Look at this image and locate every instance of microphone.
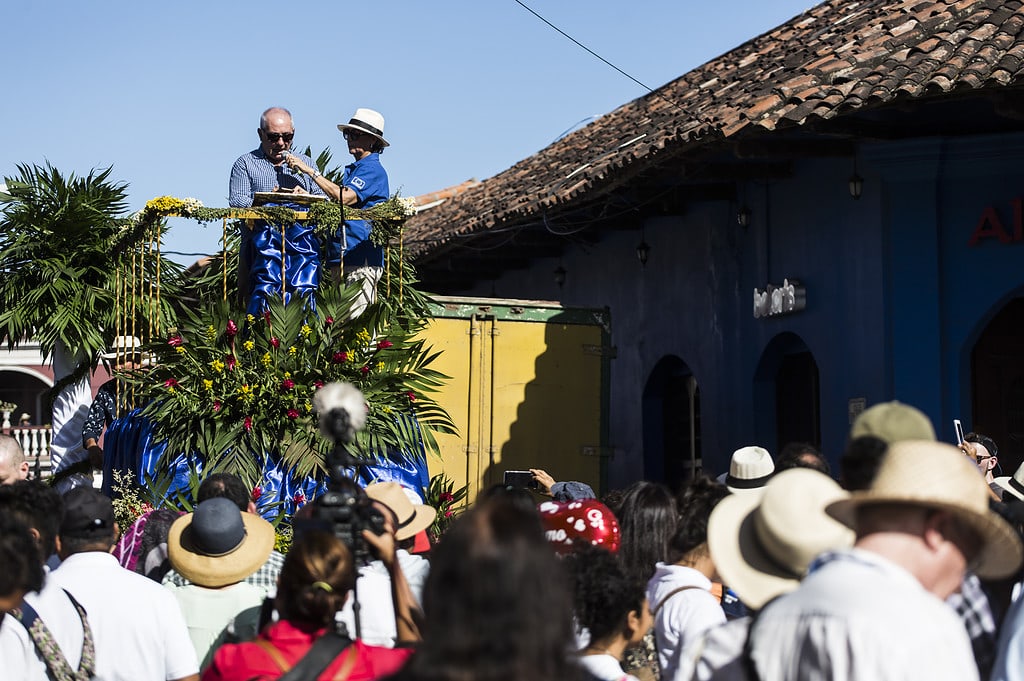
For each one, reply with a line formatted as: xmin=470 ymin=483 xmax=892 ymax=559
xmin=313 ymin=382 xmax=367 ymax=445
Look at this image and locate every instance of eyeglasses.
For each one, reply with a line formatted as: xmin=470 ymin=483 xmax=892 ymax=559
xmin=262 ymin=131 xmax=294 ymax=143
xmin=343 ymin=131 xmax=369 ymax=141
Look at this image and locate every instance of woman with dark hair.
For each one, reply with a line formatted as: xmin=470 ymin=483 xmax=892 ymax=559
xmin=564 ymin=544 xmax=652 ymax=681
xmin=202 ymin=525 xmax=419 ymax=681
xmin=0 ymin=515 xmax=44 ymax=615
xmin=609 ymin=480 xmax=677 ymax=681
xmin=388 ymin=494 xmax=580 ymax=681
xmin=646 ymin=476 xmax=729 ymax=681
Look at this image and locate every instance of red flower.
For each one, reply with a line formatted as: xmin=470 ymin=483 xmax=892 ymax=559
xmin=287 ymin=409 xmax=300 ymax=420
xmin=293 ymin=491 xmax=306 ymax=505
xmin=251 ymin=486 xmax=262 ymax=501
xmin=213 ymin=400 xmax=222 ymax=412
xmin=243 ymin=416 xmax=253 ymax=431
xmin=263 ymin=311 xmax=271 ymax=324
xmin=406 ymin=391 xmax=417 ymax=402
xmin=226 ymin=319 xmax=238 ymax=337
xmin=325 ymin=316 xmax=334 ymax=326
xmin=445 ymin=509 xmax=454 ymax=518
xmin=164 ymin=378 xmax=179 ymax=388
xmin=313 ymin=380 xmax=325 ymax=389
xmin=167 ymin=335 xmax=183 ymax=347
xmin=332 ymin=351 xmax=347 ymax=363
xmin=281 ymin=379 xmax=295 ymax=391
xmin=226 ymin=354 xmax=237 ymax=370
xmin=377 ymin=339 xmax=393 ymax=349
xmin=360 ymin=365 xmax=370 ymax=376
xmin=270 ymin=337 xmax=281 ymax=349
xmin=439 ymin=492 xmax=454 ymax=503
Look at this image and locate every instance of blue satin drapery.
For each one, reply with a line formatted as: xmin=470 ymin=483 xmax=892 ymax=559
xmin=245 ymin=203 xmax=320 ymax=316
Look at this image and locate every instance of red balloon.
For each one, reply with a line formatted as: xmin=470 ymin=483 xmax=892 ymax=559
xmin=537 ymin=499 xmax=620 ymax=555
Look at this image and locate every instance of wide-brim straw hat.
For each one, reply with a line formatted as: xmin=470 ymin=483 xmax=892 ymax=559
xmin=995 ymin=461 xmax=1024 ymax=502
xmin=708 ymin=469 xmax=854 ymax=610
xmin=168 ymin=498 xmax=275 ymax=588
xmin=365 ymin=481 xmax=436 ymax=541
xmin=337 ymin=108 xmax=389 ymax=147
xmin=724 ymin=446 xmax=775 ymax=494
xmin=827 ymin=439 xmax=1023 ymax=579
xmin=101 ymin=335 xmax=143 ymax=360
xmin=849 ymin=400 xmax=936 ymax=443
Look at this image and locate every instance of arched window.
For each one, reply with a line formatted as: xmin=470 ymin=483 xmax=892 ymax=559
xmin=642 ymin=356 xmax=700 ymax=491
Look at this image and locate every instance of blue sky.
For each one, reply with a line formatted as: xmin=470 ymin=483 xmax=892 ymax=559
xmin=3 ymin=1 xmax=812 ymax=264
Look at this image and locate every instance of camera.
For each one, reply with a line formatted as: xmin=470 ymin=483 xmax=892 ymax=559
xmin=305 ymin=382 xmax=386 ymax=566
xmin=504 ymin=470 xmax=538 ymax=490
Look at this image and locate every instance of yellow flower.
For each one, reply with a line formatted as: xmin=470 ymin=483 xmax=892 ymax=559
xmin=243 ymin=340 xmax=255 ymax=351
xmin=288 ymin=346 xmax=297 ymax=356
xmin=382 ymin=405 xmax=393 ymax=415
xmin=376 ymin=361 xmax=384 ymax=371
xmin=238 ymin=384 xmax=254 ymax=402
xmin=175 ymin=346 xmax=186 ymax=354
xmin=284 ymin=372 xmax=292 ymax=379
xmin=247 ymin=314 xmax=256 ymax=324
xmin=211 ymin=359 xmax=225 ymax=373
xmin=203 ymin=379 xmax=213 ymax=391
xmin=261 ymin=352 xmax=272 ymax=367
xmin=300 ymin=324 xmax=312 ymax=338
xmin=356 ymin=329 xmax=371 ymax=345
xmin=304 ymin=402 xmax=312 ymax=413
xmin=206 ymin=325 xmax=216 ymax=340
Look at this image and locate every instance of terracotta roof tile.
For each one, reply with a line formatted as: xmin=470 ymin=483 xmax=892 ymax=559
xmin=406 ymin=0 xmax=1024 ymax=260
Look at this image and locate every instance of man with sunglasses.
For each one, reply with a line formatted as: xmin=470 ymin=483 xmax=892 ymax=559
xmin=228 ymin=107 xmax=324 ymax=208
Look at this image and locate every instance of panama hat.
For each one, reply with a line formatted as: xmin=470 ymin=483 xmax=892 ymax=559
xmin=708 ymin=469 xmax=853 ymax=610
xmin=101 ymin=335 xmax=143 ymax=360
xmin=722 ymin=446 xmax=775 ymax=494
xmin=995 ymin=461 xmax=1024 ymax=502
xmin=827 ymin=439 xmax=1023 ymax=579
xmin=168 ymin=498 xmax=275 ymax=588
xmin=365 ymin=481 xmax=436 ymax=541
xmin=849 ymin=401 xmax=935 ymax=443
xmin=337 ymin=108 xmax=389 ymax=147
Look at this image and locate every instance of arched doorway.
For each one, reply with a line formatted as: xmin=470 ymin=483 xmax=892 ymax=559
xmin=642 ymin=356 xmax=700 ymax=492
xmin=0 ymin=367 xmax=52 ymax=426
xmin=971 ymin=297 xmax=1024 ymax=475
xmin=753 ymin=332 xmax=821 ymax=455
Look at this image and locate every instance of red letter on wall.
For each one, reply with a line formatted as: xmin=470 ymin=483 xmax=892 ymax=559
xmin=969 ymin=206 xmax=1012 ymax=246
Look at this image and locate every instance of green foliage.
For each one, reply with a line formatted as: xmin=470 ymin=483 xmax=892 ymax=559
xmin=130 ymin=283 xmax=456 ymax=490
xmin=424 ymin=472 xmax=469 ymax=543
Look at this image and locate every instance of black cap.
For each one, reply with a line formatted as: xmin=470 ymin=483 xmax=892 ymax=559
xmin=60 ymin=487 xmax=115 ymax=539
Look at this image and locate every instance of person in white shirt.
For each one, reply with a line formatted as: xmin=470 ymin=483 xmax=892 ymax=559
xmin=737 ymin=440 xmax=1022 ymax=681
xmin=647 ymin=477 xmax=729 ymax=681
xmin=49 ymin=487 xmax=200 ymax=681
xmin=0 ymin=481 xmax=88 ymax=681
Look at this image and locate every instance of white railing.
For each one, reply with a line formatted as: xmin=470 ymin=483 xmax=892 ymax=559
xmin=7 ymin=426 xmax=53 ymax=478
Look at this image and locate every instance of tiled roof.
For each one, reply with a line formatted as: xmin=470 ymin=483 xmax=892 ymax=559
xmin=405 ymin=0 xmax=1024 ymax=261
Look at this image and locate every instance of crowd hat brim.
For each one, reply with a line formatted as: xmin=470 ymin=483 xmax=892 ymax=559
xmin=337 ymin=108 xmax=389 ymax=147
xmin=708 ymin=469 xmax=853 ymax=610
xmin=365 ymin=481 xmax=436 ymax=541
xmin=826 ymin=439 xmax=1023 ymax=580
xmin=168 ymin=499 xmax=275 ymax=588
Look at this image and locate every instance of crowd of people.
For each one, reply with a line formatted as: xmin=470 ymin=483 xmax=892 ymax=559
xmin=5 ymin=399 xmax=1024 ymax=681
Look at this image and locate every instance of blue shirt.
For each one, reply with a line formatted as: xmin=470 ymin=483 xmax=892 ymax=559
xmin=336 ymin=153 xmax=389 ymax=267
xmin=228 ymin=148 xmax=324 ymax=208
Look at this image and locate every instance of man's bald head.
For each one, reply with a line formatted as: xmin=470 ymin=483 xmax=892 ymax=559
xmin=0 ymin=435 xmax=29 ymax=485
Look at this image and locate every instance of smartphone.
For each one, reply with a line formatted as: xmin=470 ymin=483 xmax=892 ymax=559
xmin=954 ymin=419 xmax=964 ymax=445
xmin=504 ymin=470 xmax=538 ymax=489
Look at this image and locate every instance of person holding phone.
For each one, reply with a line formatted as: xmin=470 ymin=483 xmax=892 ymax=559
xmin=961 ymin=432 xmax=1002 ymax=499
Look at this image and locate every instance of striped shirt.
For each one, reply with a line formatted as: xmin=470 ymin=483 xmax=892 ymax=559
xmin=228 ymin=149 xmax=324 ymax=207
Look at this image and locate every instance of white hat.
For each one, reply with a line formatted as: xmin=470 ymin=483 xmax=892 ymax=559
xmin=827 ymin=439 xmax=1023 ymax=579
xmin=994 ymin=461 xmax=1024 ymax=502
xmin=337 ymin=108 xmax=389 ymax=147
xmin=708 ymin=469 xmax=853 ymax=610
xmin=724 ymin=446 xmax=775 ymax=494
xmin=101 ymin=336 xmax=143 ymax=360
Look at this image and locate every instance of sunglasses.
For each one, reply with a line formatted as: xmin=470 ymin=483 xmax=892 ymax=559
xmin=343 ymin=131 xmax=370 ymax=141
xmin=262 ymin=131 xmax=294 ymax=143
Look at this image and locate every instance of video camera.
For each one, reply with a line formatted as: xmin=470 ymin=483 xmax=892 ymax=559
xmin=304 ymin=382 xmax=386 ymax=566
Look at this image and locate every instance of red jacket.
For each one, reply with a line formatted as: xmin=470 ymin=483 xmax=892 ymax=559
xmin=202 ymin=620 xmax=412 ymax=681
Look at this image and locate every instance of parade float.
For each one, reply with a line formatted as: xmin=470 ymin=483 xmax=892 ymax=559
xmin=0 ymin=161 xmax=457 ymax=522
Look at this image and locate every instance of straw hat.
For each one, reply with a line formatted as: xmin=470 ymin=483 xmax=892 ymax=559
xmin=723 ymin=446 xmax=775 ymax=494
xmin=337 ymin=108 xmax=389 ymax=147
xmin=168 ymin=498 xmax=275 ymax=588
xmin=827 ymin=439 xmax=1023 ymax=579
xmin=995 ymin=461 xmax=1024 ymax=502
xmin=708 ymin=469 xmax=853 ymax=610
xmin=365 ymin=482 xmax=436 ymax=541
xmin=849 ymin=401 xmax=935 ymax=443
